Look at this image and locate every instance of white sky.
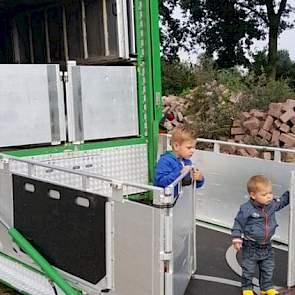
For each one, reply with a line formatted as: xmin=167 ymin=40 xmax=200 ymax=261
xmin=175 ymin=1 xmax=295 ymax=63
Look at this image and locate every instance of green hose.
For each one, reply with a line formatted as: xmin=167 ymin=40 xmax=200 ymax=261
xmin=8 ymin=228 xmax=80 ymax=295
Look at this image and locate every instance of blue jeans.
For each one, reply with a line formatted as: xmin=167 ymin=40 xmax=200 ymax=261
xmin=241 ymin=241 xmax=275 ymax=291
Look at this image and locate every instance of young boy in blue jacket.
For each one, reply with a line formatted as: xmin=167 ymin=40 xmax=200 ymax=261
xmin=232 ymin=175 xmax=289 ymax=295
xmin=154 ymin=125 xmax=204 ymax=192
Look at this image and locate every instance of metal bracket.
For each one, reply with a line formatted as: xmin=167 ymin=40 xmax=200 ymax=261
xmin=163 ymin=186 xmax=174 ymax=204
xmin=111 ymin=181 xmax=124 ymax=202
xmin=160 ymin=251 xmax=172 ymax=261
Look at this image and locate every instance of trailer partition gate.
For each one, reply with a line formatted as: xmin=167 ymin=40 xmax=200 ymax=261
xmin=159 ymin=134 xmax=295 ymax=288
xmin=0 ymin=154 xmax=196 ymax=295
xmin=192 ymin=138 xmax=295 ymax=288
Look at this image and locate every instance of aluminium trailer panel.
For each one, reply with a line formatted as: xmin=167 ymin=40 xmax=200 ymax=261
xmin=0 ymin=64 xmax=66 ymax=148
xmin=193 ymin=150 xmax=292 ymax=244
xmin=66 ymin=65 xmax=139 ymax=143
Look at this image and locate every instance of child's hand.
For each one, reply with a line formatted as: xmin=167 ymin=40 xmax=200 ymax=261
xmin=232 ymin=241 xmax=242 ymax=251
xmin=181 ymin=165 xmax=192 ymax=175
xmin=193 ymin=169 xmax=203 ymax=181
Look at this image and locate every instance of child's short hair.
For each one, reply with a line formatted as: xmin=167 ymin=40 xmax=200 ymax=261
xmin=247 ymin=175 xmax=271 ymax=194
xmin=171 ymin=125 xmax=197 ymax=144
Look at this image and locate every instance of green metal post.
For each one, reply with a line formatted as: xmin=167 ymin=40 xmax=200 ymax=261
xmin=143 ymin=0 xmax=162 ymax=181
xmin=134 ymin=0 xmax=147 ymax=140
xmin=150 ymin=0 xmax=163 ymax=164
xmin=143 ymin=0 xmax=156 ymax=181
xmin=8 ymin=228 xmax=81 ymax=295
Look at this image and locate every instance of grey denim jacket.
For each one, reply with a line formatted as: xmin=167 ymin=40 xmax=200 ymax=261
xmin=231 ymin=191 xmax=289 ymax=244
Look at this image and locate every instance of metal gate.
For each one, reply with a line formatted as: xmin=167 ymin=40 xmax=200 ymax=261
xmin=0 ymin=153 xmax=196 ymax=295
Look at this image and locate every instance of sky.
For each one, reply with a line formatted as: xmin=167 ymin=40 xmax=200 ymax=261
xmin=175 ymin=1 xmax=295 ymax=63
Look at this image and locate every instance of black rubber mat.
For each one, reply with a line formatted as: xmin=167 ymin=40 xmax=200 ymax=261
xmin=185 ymin=279 xmax=241 ymax=295
xmin=13 ymin=175 xmax=106 ymax=284
xmin=185 ymin=225 xmax=288 ymax=295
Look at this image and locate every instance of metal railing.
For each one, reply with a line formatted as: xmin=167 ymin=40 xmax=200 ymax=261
xmin=159 ymin=134 xmax=295 ymax=162
xmin=0 ymin=153 xmax=166 ymax=205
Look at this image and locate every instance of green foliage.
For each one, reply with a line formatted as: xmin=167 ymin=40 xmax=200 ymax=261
xmin=184 ymin=64 xmax=239 ymax=138
xmin=215 ymin=68 xmax=249 ymax=93
xmin=239 ymin=73 xmax=295 ymax=111
xmin=251 ymin=49 xmax=295 ymax=80
xmin=185 ymin=89 xmax=238 ymax=139
xmin=161 ymin=59 xmax=197 ymax=95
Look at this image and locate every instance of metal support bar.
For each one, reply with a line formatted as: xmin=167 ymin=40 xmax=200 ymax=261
xmin=105 ymin=201 xmax=114 ymax=290
xmin=274 ymin=150 xmax=281 ymax=162
xmin=288 ymin=171 xmax=295 ymax=287
xmin=81 ymin=0 xmax=88 ymax=59
xmin=9 ymin=228 xmax=80 ymax=295
xmin=213 ymin=143 xmax=220 ymax=153
xmin=164 ymin=213 xmax=172 ymax=253
xmin=81 ymin=175 xmax=90 ymax=190
xmin=0 ymin=153 xmax=164 ymax=203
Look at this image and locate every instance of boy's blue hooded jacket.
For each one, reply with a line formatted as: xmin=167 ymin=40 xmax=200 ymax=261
xmin=154 ymin=151 xmax=204 ymax=189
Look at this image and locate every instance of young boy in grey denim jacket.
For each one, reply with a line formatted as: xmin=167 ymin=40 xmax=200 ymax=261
xmin=231 ymin=175 xmax=289 ymax=295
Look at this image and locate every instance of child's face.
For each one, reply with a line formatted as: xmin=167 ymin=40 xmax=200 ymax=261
xmin=250 ymin=183 xmax=273 ymax=205
xmin=173 ymin=139 xmax=196 ymax=159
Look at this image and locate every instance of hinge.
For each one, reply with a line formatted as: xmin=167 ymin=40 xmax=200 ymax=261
xmin=160 ymin=251 xmax=172 ymax=261
xmin=62 ymin=71 xmax=68 ymax=83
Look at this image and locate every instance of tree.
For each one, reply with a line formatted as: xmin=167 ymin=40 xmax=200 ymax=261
xmin=160 ymin=0 xmax=294 ymax=77
xmin=259 ymin=0 xmax=293 ymax=78
xmin=251 ymin=49 xmax=295 ymax=88
xmin=161 ymin=58 xmax=198 ymax=95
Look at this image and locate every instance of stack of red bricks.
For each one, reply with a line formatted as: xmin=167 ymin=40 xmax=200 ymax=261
xmin=161 ymin=96 xmax=187 ymax=131
xmin=226 ymin=99 xmax=295 ymax=160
